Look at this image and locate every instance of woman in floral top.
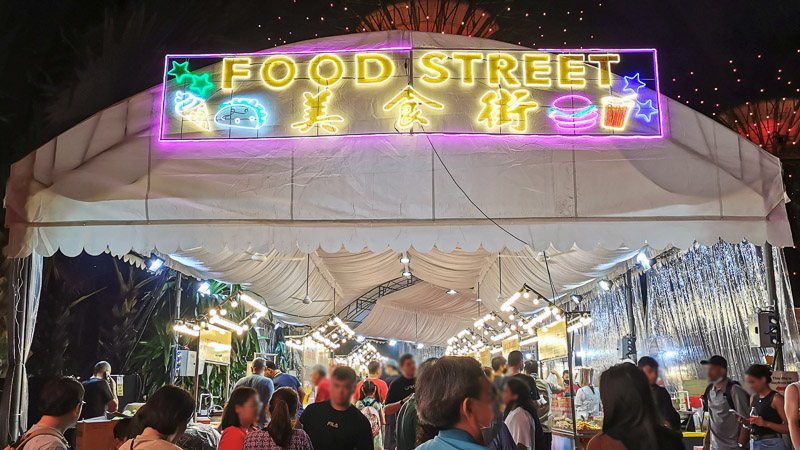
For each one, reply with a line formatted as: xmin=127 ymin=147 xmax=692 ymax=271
xmin=243 ymin=387 xmax=312 ymax=450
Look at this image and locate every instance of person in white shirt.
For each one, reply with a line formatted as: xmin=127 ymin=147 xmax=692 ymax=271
xmin=575 ymin=367 xmax=601 ymax=420
xmin=502 ymin=377 xmax=539 ymax=450
xmin=16 ymin=376 xmax=84 ymax=450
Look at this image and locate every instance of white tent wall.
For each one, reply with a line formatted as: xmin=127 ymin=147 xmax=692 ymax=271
xmin=5 ymin=32 xmax=791 ymax=259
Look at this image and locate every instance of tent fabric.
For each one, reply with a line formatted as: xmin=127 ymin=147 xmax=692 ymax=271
xmin=4 ymin=31 xmax=791 ymax=260
xmin=158 ymin=244 xmax=641 ymax=343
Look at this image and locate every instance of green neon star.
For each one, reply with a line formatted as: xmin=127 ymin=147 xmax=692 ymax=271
xmin=188 ymin=73 xmax=214 ymax=96
xmin=167 ymin=61 xmax=192 ymax=83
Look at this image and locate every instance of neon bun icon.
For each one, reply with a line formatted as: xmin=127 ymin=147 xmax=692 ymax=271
xmin=547 ymin=95 xmax=598 ymax=131
xmin=214 ymin=98 xmax=268 ymax=130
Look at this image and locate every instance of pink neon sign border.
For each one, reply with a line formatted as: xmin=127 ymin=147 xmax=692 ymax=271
xmin=158 ymin=47 xmax=664 ymax=143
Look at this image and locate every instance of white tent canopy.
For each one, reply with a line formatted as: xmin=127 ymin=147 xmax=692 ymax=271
xmin=5 ymin=31 xmax=792 ymax=344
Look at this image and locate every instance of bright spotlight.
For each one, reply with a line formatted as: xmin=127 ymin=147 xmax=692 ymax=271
xmin=147 ymin=257 xmax=164 ymax=272
xmin=416 ymin=342 xmax=424 ymax=349
xmin=447 ymin=289 xmax=457 ymax=295
xmin=402 ymin=271 xmax=412 ymax=278
xmin=197 ymin=281 xmax=212 ymax=296
xmin=400 ymin=255 xmax=410 ymax=264
xmin=356 ymin=335 xmax=366 ymax=343
xmin=637 ymin=251 xmax=653 ymax=269
xmin=571 ymin=294 xmax=582 ymax=304
xmin=389 ymin=339 xmax=397 ymax=346
xmin=598 ymin=279 xmax=612 ymax=291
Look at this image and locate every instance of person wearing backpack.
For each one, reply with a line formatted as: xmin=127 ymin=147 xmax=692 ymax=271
xmin=701 ymin=355 xmax=750 ymax=450
xmin=356 ymin=381 xmax=385 ymax=450
xmin=8 ymin=376 xmax=84 ymax=450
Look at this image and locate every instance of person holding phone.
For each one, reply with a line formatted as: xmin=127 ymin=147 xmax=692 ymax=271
xmin=80 ymin=361 xmax=119 ymax=419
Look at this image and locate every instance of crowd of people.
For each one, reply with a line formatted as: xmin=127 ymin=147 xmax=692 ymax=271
xmin=11 ymin=353 xmax=800 ymax=450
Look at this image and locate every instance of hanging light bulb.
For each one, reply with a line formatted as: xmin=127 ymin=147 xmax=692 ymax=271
xmin=230 ymin=300 xmax=239 ymax=308
xmin=219 ymin=309 xmax=228 ymax=316
xmin=400 ymin=255 xmax=410 ymax=264
xmin=251 ymin=317 xmax=258 ymax=324
xmin=303 ymin=295 xmax=313 ymax=305
xmin=598 ymin=279 xmax=613 ymax=291
xmin=402 ymin=271 xmax=412 ymax=277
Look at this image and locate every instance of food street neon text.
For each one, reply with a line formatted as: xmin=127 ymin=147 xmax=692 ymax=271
xmin=160 ymin=49 xmax=661 ymax=141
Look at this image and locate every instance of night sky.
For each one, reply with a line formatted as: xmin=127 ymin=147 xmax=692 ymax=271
xmin=1 ymin=0 xmax=799 ymax=286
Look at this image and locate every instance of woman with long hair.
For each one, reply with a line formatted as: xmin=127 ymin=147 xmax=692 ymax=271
xmin=415 ymin=356 xmax=495 ymax=450
xmin=218 ymin=386 xmax=261 ymax=450
xmin=243 ymin=387 xmax=312 ymax=450
xmin=356 ymin=380 xmax=386 ymax=450
xmin=587 ymin=363 xmax=682 ymax=450
xmin=502 ymin=377 xmax=538 ymax=450
xmin=121 ymin=385 xmax=195 ymax=450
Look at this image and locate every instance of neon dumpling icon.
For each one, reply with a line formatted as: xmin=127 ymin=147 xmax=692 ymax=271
xmin=214 ymin=98 xmax=268 ymax=130
xmin=174 ymin=91 xmax=211 ymax=131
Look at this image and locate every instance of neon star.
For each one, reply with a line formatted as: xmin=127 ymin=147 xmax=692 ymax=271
xmin=622 ymin=73 xmax=646 ymax=94
xmin=635 ymin=99 xmax=659 ymax=123
xmin=383 ymin=86 xmax=444 ymax=129
xmin=168 ymin=61 xmax=192 ymax=83
xmin=292 ymin=90 xmax=344 ymax=134
xmin=188 ymin=73 xmax=214 ymax=96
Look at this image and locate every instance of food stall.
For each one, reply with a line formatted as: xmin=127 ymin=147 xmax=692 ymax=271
xmin=3 ymin=30 xmax=797 ymax=446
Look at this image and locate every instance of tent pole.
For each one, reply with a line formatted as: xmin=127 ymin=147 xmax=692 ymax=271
xmin=763 ymin=243 xmax=784 ymax=371
xmin=624 ymin=270 xmax=637 ymax=361
xmin=0 ymin=254 xmax=43 ymax=446
xmin=169 ymin=272 xmax=183 ymax=385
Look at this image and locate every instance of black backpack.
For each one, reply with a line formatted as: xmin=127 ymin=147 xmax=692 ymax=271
xmin=702 ymin=379 xmax=741 ymax=412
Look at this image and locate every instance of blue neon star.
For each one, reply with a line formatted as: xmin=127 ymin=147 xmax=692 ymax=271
xmin=635 ymin=99 xmax=659 ymax=123
xmin=188 ymin=73 xmax=214 ymax=96
xmin=167 ymin=61 xmax=192 ymax=83
xmin=623 ymin=73 xmax=647 ymax=94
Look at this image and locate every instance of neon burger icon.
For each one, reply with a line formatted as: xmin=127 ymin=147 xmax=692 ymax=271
xmin=547 ymin=95 xmax=598 ymax=131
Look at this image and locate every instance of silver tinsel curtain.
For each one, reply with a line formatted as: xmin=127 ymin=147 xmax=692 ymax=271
xmin=578 ymin=241 xmax=800 ymax=391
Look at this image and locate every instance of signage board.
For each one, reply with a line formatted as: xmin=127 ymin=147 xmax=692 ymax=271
xmin=161 ymin=48 xmax=661 ymax=141
xmin=198 ymin=327 xmax=232 ymax=366
xmin=502 ymin=335 xmax=521 ymax=359
xmin=538 ymin=320 xmax=568 ymax=360
xmin=480 ymin=348 xmax=492 ymax=367
xmin=770 ymin=371 xmax=799 ymax=393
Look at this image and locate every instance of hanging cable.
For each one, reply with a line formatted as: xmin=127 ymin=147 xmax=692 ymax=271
xmin=424 ymin=134 xmax=560 ymax=301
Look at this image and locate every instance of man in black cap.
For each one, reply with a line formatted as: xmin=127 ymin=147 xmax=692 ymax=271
xmin=700 ymin=355 xmax=749 ymax=450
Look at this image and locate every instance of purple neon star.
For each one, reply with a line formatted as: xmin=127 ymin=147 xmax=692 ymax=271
xmin=635 ymin=99 xmax=658 ymax=123
xmin=623 ymin=73 xmax=647 ymax=94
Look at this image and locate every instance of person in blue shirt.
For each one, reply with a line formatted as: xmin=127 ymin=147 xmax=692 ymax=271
xmin=415 ymin=356 xmax=496 ymax=450
xmin=265 ymin=360 xmax=307 ymax=413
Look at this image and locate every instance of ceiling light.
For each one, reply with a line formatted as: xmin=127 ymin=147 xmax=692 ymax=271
xmin=240 ymin=293 xmax=269 ymax=313
xmin=571 ymin=294 xmax=582 ymax=304
xmin=303 ymin=295 xmax=313 ymax=305
xmin=476 ymin=297 xmax=482 ymax=302
xmin=534 ymin=296 xmax=542 ymax=305
xmin=402 ymin=271 xmax=412 ymax=277
xmin=389 ymin=339 xmax=397 ymax=346
xmin=417 ymin=342 xmax=424 ymax=349
xmin=356 ymin=335 xmax=365 ymax=342
xmin=400 ymin=255 xmax=410 ymax=264
xmin=219 ymin=309 xmax=228 ymax=316
xmin=230 ymin=300 xmax=238 ymax=308
xmin=147 ymin=257 xmax=164 ymax=272
xmin=598 ymin=279 xmax=612 ymax=291
xmin=447 ymin=289 xmax=457 ymax=295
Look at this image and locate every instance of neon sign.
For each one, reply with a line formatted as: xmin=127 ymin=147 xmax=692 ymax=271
xmin=161 ymin=48 xmax=661 ymax=141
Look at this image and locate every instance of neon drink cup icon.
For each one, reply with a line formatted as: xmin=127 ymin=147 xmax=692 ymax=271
xmin=602 ymin=96 xmax=635 ymax=130
xmin=547 ymin=95 xmax=598 ymax=131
